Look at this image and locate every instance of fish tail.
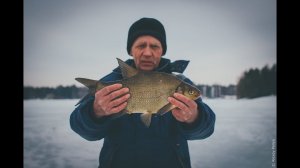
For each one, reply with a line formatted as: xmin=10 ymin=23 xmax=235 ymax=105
xmin=75 ymin=77 xmax=105 ymax=93
xmin=140 ymin=113 xmax=152 ymax=127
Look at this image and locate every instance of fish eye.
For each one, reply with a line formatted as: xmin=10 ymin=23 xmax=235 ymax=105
xmin=188 ymin=90 xmax=194 ymax=95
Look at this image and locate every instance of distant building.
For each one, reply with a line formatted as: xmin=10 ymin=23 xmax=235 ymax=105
xmin=211 ymin=85 xmax=222 ymax=98
xmin=196 ymin=84 xmax=236 ymax=98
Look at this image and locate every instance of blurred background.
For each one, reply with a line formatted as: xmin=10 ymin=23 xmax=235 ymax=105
xmin=24 ymin=0 xmax=276 ymax=167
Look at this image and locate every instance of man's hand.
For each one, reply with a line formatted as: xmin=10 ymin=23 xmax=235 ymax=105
xmin=93 ymin=84 xmax=130 ymax=118
xmin=168 ymin=93 xmax=199 ymax=124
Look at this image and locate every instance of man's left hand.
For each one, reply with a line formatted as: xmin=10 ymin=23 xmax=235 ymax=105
xmin=168 ymin=93 xmax=199 ymax=124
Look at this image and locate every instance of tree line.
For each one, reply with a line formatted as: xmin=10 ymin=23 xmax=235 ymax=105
xmin=236 ymin=64 xmax=276 ymax=99
xmin=24 ymin=85 xmax=88 ymax=99
xmin=24 ymin=64 xmax=276 ymax=100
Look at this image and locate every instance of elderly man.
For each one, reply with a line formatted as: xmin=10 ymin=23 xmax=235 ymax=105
xmin=70 ymin=17 xmax=216 ymax=168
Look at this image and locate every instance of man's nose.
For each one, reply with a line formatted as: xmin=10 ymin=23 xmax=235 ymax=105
xmin=143 ymin=46 xmax=152 ymax=56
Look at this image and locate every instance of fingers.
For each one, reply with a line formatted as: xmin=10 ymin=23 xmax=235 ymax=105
xmin=173 ymin=93 xmax=197 ymax=109
xmin=108 ymin=94 xmax=130 ymax=110
xmin=95 ymin=84 xmax=129 ymax=102
xmin=109 ymin=102 xmax=128 ymax=113
xmin=96 ymin=84 xmax=123 ymax=97
xmin=172 ymin=108 xmax=189 ymax=122
xmin=168 ymin=93 xmax=198 ymax=123
xmin=94 ymin=84 xmax=130 ymax=117
xmin=171 ymin=107 xmax=198 ymax=123
xmin=168 ymin=96 xmax=190 ymax=113
xmin=168 ymin=93 xmax=197 ymax=113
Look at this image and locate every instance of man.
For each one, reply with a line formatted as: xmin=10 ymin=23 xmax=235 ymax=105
xmin=70 ymin=17 xmax=216 ymax=168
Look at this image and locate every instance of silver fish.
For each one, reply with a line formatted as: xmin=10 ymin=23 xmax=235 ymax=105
xmin=76 ymin=58 xmax=201 ymax=127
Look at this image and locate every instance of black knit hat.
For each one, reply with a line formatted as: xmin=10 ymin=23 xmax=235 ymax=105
xmin=127 ymin=17 xmax=167 ymax=56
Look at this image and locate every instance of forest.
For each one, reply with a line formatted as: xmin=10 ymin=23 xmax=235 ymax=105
xmin=236 ymin=64 xmax=276 ymax=99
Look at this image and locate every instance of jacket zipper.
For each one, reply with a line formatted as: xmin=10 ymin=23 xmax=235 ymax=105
xmin=173 ymin=144 xmax=186 ymax=168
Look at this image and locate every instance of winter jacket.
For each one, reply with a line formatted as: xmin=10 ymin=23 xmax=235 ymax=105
xmin=70 ymin=58 xmax=216 ymax=168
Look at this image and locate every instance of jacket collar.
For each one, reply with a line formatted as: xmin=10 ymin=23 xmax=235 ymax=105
xmin=113 ymin=58 xmax=189 ymax=74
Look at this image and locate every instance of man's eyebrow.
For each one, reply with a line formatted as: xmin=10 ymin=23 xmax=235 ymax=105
xmin=135 ymin=41 xmax=161 ymax=47
xmin=135 ymin=41 xmax=147 ymax=45
xmin=150 ymin=43 xmax=160 ymax=46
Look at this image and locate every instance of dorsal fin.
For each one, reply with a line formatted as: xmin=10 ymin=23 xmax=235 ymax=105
xmin=117 ymin=58 xmax=138 ymax=78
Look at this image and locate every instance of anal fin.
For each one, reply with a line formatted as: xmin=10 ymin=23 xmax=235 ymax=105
xmin=140 ymin=113 xmax=152 ymax=127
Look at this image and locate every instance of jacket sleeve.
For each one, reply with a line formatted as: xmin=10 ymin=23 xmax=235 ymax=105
xmin=179 ymin=98 xmax=216 ymax=140
xmin=69 ymin=95 xmax=113 ymax=141
xmin=176 ymin=76 xmax=216 ymax=140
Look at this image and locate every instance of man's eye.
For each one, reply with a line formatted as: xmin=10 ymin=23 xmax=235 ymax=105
xmin=137 ymin=44 xmax=146 ymax=49
xmin=151 ymin=45 xmax=159 ymax=49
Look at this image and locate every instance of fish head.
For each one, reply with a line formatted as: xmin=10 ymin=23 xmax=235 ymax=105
xmin=176 ymin=82 xmax=201 ymax=100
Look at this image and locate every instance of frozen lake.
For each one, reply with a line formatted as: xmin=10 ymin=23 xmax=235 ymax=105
xmin=24 ymin=96 xmax=276 ymax=168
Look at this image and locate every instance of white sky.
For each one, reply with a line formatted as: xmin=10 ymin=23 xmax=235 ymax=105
xmin=24 ymin=0 xmax=276 ymax=87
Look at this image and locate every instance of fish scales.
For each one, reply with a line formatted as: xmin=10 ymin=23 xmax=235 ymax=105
xmin=122 ymin=72 xmax=181 ymax=114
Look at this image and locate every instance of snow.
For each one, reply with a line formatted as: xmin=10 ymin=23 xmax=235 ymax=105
xmin=24 ymin=96 xmax=276 ymax=168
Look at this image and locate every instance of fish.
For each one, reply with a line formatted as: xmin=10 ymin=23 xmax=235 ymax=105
xmin=75 ymin=58 xmax=201 ymax=127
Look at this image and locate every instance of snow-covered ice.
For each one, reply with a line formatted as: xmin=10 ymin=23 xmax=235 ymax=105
xmin=24 ymin=96 xmax=276 ymax=168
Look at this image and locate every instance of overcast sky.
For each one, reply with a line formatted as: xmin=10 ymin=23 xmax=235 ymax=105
xmin=24 ymin=0 xmax=276 ymax=87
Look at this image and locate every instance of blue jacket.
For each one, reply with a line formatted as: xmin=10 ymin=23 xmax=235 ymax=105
xmin=70 ymin=58 xmax=216 ymax=168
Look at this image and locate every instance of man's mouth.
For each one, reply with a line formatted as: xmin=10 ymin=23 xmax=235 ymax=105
xmin=140 ymin=61 xmax=154 ymax=66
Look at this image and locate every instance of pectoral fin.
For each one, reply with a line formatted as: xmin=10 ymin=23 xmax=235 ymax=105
xmin=140 ymin=113 xmax=152 ymax=127
xmin=157 ymin=103 xmax=177 ymax=116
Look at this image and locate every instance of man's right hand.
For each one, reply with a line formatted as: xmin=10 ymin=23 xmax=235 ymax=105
xmin=93 ymin=84 xmax=130 ymax=118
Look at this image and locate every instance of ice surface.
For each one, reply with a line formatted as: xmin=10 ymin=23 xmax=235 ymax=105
xmin=24 ymin=96 xmax=276 ymax=168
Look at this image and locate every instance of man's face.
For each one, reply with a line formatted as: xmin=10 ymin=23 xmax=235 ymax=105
xmin=130 ymin=35 xmax=163 ymax=71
